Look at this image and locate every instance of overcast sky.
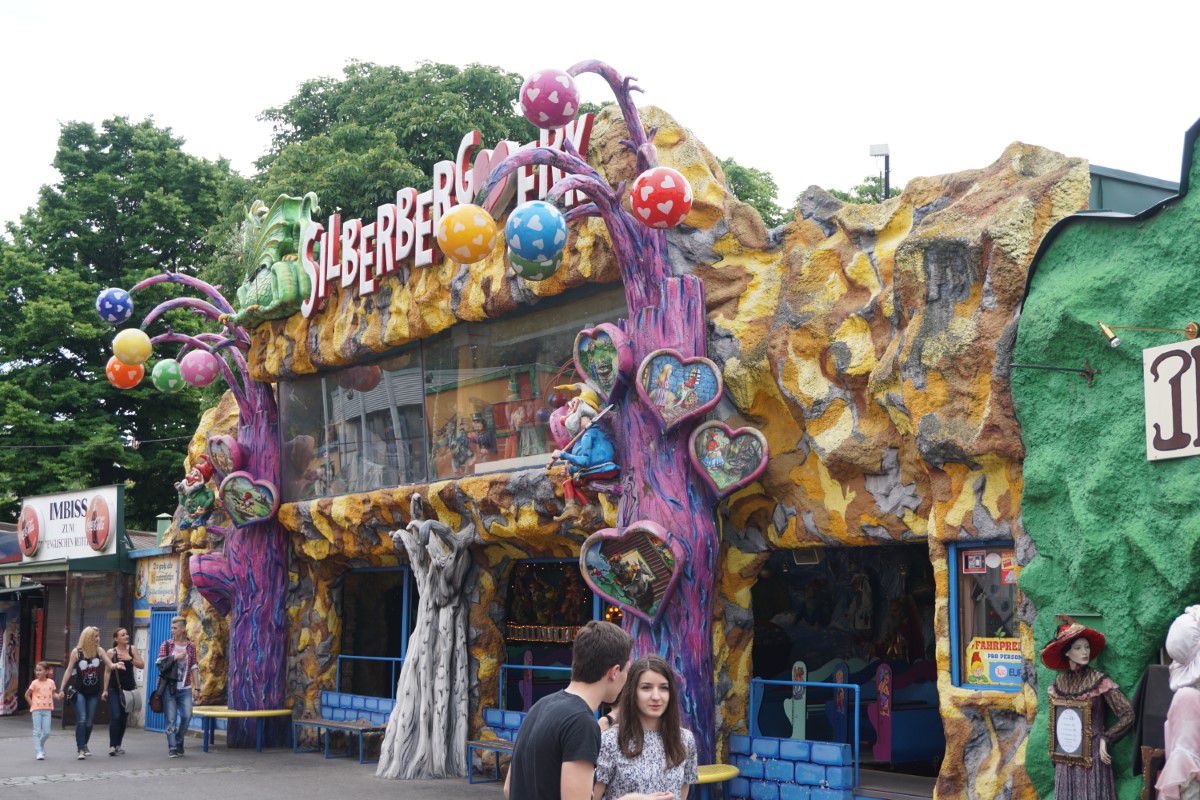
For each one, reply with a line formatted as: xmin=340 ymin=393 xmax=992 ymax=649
xmin=2 ymin=2 xmax=1198 ymax=228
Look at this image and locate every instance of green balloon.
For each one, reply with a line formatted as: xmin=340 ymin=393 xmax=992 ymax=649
xmin=151 ymin=359 xmax=184 ymax=393
xmin=509 ymin=252 xmax=560 ymax=281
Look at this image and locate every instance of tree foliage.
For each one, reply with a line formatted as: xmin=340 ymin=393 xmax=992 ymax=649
xmin=0 ymin=118 xmax=234 ymax=527
xmin=826 ymin=174 xmax=901 ymax=204
xmin=719 ymin=158 xmax=788 ymax=227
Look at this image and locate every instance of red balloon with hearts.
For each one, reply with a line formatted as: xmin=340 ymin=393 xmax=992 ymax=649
xmin=630 ymin=166 xmax=693 ymax=229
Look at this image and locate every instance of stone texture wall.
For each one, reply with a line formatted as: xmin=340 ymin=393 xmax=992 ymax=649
xmin=1013 ymin=123 xmax=1200 ymax=800
xmin=179 ymin=104 xmax=1092 ymax=796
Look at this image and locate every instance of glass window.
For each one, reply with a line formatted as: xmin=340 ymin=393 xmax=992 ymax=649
xmin=955 ymin=544 xmax=1021 ymax=689
xmin=279 ymin=286 xmax=626 ymax=500
xmin=423 ymin=288 xmax=625 ymax=480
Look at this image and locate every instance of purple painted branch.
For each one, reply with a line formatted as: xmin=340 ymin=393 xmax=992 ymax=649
xmin=568 ymin=61 xmax=657 ymax=171
xmin=141 ymin=297 xmax=227 ymax=329
xmin=475 ymin=146 xmax=605 ymax=208
xmin=130 ymin=271 xmax=236 ymax=315
xmin=564 ymin=203 xmax=600 ymax=224
xmin=150 ymin=332 xmax=248 ymax=410
xmin=190 ymin=550 xmax=234 ymax=616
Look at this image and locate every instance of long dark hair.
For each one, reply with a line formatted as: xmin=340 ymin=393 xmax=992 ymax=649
xmin=616 ymin=655 xmax=686 ymax=769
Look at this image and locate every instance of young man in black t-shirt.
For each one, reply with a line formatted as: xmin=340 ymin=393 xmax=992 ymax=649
xmin=505 ymin=621 xmax=669 ymax=800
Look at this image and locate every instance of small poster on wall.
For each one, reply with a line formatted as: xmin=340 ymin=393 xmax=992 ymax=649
xmin=961 ymin=550 xmax=987 ymax=574
xmin=965 ymin=637 xmax=1024 ymax=687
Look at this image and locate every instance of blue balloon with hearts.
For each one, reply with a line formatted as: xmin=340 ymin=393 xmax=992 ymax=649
xmin=505 ymin=200 xmax=568 ymax=263
xmin=95 ymin=287 xmax=134 ymax=325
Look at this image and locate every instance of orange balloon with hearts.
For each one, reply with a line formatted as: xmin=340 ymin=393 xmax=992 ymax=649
xmin=106 ymin=356 xmax=144 ymax=389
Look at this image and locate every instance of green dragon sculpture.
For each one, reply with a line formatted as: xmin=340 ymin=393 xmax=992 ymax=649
xmin=230 ymin=192 xmax=319 ymax=328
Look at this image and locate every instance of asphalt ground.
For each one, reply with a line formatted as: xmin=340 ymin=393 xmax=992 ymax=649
xmin=0 ymin=712 xmax=503 ymax=799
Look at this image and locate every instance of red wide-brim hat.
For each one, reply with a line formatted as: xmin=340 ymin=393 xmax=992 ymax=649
xmin=1040 ymin=616 xmax=1106 ymax=670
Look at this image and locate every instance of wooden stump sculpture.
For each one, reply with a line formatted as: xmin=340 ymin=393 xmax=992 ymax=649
xmin=376 ymin=494 xmax=477 ymax=779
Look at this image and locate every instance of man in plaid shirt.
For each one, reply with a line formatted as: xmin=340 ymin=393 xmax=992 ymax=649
xmin=158 ymin=616 xmax=200 ymax=757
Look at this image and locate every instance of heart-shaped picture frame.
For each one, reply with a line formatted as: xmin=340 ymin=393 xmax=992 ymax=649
xmin=688 ymin=421 xmax=769 ymax=497
xmin=206 ymin=435 xmax=244 ymax=480
xmin=574 ymin=323 xmax=633 ymax=402
xmin=218 ymin=471 xmax=280 ymax=528
xmin=636 ymin=349 xmax=723 ymax=431
xmin=579 ymin=520 xmax=684 ymax=626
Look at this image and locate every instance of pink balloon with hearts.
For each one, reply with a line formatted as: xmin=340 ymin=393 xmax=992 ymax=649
xmin=180 ymin=350 xmax=220 ymax=387
xmin=520 ymin=69 xmax=580 ymax=130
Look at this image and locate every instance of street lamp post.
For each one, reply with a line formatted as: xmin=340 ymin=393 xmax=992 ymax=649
xmin=870 ymin=143 xmax=891 ymax=201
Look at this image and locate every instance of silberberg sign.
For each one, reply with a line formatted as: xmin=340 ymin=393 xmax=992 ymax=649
xmin=300 ymin=115 xmax=595 ymax=318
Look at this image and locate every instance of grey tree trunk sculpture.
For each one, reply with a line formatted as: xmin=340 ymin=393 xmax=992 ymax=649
xmin=376 ymin=494 xmax=476 ymax=780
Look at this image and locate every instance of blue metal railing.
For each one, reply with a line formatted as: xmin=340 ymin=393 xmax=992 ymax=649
xmin=335 ymin=655 xmax=405 ymax=698
xmin=749 ymin=678 xmax=861 ymax=787
xmin=498 ymin=663 xmax=572 ymax=710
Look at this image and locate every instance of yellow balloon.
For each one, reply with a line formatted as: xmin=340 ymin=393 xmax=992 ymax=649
xmin=436 ymin=204 xmax=497 ymax=264
xmin=112 ymin=328 xmax=153 ymax=366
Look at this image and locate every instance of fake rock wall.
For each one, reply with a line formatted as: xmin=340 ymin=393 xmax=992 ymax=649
xmin=1013 ymin=125 xmax=1200 ymax=800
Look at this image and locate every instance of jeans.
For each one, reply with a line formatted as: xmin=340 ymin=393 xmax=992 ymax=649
xmin=108 ymin=689 xmax=128 ymax=747
xmin=163 ymin=686 xmax=193 ymax=754
xmin=73 ymin=692 xmax=100 ymax=751
xmin=31 ymin=709 xmax=51 ymax=755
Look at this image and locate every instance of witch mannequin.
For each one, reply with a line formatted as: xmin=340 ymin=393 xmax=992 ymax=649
xmin=1157 ymin=605 xmax=1200 ymax=800
xmin=1042 ymin=616 xmax=1134 ymax=800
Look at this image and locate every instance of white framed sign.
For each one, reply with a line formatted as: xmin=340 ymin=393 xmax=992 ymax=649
xmin=18 ymin=486 xmax=122 ymax=562
xmin=1143 ymin=339 xmax=1200 ymax=461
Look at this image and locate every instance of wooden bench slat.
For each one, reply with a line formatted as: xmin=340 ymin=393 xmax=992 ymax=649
xmin=468 ymin=739 xmax=514 ymax=751
xmin=296 ymin=718 xmax=386 ymax=732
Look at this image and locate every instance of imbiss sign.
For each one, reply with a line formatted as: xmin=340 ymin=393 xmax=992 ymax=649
xmin=1144 ymin=339 xmax=1200 ymax=460
xmin=18 ymin=486 xmax=120 ymax=561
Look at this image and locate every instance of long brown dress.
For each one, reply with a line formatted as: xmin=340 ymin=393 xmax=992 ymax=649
xmin=1049 ymin=666 xmax=1135 ymax=800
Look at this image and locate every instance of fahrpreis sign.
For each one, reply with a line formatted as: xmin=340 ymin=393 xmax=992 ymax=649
xmin=300 ymin=115 xmax=594 ymax=318
xmin=18 ymin=486 xmax=121 ymax=562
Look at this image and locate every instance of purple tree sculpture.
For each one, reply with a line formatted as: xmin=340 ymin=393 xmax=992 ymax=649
xmin=478 ymin=61 xmax=721 ymax=761
xmin=124 ymin=271 xmax=288 ymax=748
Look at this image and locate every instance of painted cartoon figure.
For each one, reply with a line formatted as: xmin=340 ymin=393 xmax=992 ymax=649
xmin=700 ymin=429 xmax=725 ymax=471
xmin=175 ymin=456 xmax=216 ymax=530
xmin=648 ymin=364 xmax=677 ymax=409
xmin=672 ymin=367 xmax=702 ymax=412
xmin=550 ymin=384 xmax=620 ymax=516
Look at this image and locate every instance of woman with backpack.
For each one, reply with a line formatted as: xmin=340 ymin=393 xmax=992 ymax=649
xmin=61 ymin=626 xmax=117 ymax=760
xmin=106 ymin=627 xmax=143 ymax=756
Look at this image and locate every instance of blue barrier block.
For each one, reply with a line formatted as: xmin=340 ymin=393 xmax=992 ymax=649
xmin=730 ymin=734 xmax=752 ymax=755
xmin=484 ymin=708 xmax=504 ymax=726
xmin=364 ymin=697 xmax=379 ymax=711
xmin=319 ymin=706 xmax=334 ymax=719
xmin=381 ymin=699 xmax=395 ymax=713
xmin=738 ymin=757 xmax=765 ymax=779
xmin=351 ymin=695 xmax=367 ymax=710
xmin=730 ymin=778 xmax=750 ymax=799
xmin=752 ymin=737 xmax=781 ymax=758
xmin=504 ymin=711 xmax=523 ymax=728
xmin=795 ymin=761 xmax=825 ymax=785
xmin=320 ymin=690 xmax=334 ymax=705
xmin=825 ymin=766 xmax=854 ymax=789
xmin=780 ymin=740 xmax=812 ymax=762
xmin=781 ymin=785 xmax=812 ymax=800
xmin=765 ymin=759 xmax=794 ymax=782
xmin=750 ymin=781 xmax=780 ymax=800
xmin=811 ymin=790 xmax=852 ymax=800
xmin=811 ymin=742 xmax=852 ymax=766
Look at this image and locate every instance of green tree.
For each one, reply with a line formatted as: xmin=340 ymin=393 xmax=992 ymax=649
xmin=719 ymin=158 xmax=788 ymax=227
xmin=256 ymin=61 xmax=537 ymax=216
xmin=826 ymin=174 xmax=901 ymax=204
xmin=0 ymin=118 xmax=235 ymax=528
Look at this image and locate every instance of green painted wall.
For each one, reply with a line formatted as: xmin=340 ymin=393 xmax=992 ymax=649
xmin=1013 ymin=124 xmax=1200 ymax=800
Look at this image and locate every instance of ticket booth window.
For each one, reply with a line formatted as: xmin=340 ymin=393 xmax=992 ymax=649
xmin=951 ymin=543 xmax=1021 ymax=691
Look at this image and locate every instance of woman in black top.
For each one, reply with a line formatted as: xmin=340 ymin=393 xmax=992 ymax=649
xmin=106 ymin=628 xmax=143 ymax=756
xmin=62 ymin=627 xmax=117 ymax=759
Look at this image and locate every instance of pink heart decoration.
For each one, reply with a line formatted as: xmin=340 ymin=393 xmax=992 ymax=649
xmin=688 ymin=421 xmax=769 ymax=497
xmin=635 ymin=349 xmax=723 ymax=431
xmin=218 ymin=471 xmax=280 ymax=528
xmin=579 ymin=520 xmax=684 ymax=626
xmin=574 ymin=323 xmax=633 ymax=402
xmin=206 ymin=435 xmax=243 ymax=480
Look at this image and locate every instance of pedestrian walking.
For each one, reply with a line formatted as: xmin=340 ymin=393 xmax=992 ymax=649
xmin=24 ymin=661 xmax=64 ymax=760
xmin=62 ymin=626 xmax=117 ymax=759
xmin=593 ymin=655 xmax=698 ymax=800
xmin=106 ymin=627 xmax=143 ymax=756
xmin=157 ymin=615 xmax=199 ymax=758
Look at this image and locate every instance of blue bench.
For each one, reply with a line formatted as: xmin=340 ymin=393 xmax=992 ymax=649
xmin=467 ymin=708 xmax=527 ymax=784
xmin=293 ymin=691 xmax=394 ymax=764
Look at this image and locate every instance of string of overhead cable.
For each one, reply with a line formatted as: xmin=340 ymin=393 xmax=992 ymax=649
xmin=0 ymin=435 xmax=194 ymax=451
